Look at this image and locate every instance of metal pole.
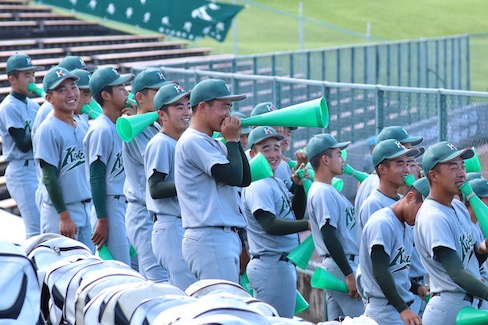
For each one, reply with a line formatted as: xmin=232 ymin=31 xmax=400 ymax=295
xmin=299 ymin=1 xmax=304 ymax=50
xmin=233 ymin=0 xmax=238 ymax=55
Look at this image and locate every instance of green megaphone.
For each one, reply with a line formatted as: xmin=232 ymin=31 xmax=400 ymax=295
xmin=126 ymin=92 xmax=138 ymax=107
xmin=288 ymin=160 xmax=297 ymax=170
xmin=343 ymin=164 xmax=369 ymax=183
xmin=28 ymin=82 xmax=46 ymax=98
xmin=456 ymin=307 xmax=488 ymax=325
xmin=249 ymin=152 xmax=273 ymax=182
xmin=98 ymin=244 xmax=137 ymax=260
xmin=403 ymin=174 xmax=415 ymax=187
xmin=465 ymin=147 xmax=482 ymax=173
xmin=296 ymin=167 xmax=313 ymax=195
xmin=241 ymin=97 xmax=329 ymax=128
xmin=295 ymin=290 xmax=309 ymax=314
xmin=460 ymin=181 xmax=488 ymax=238
xmin=81 ymin=103 xmax=102 ymax=119
xmin=311 ymin=266 xmax=348 ymax=293
xmin=287 ymin=235 xmax=315 ymax=270
xmin=116 ymin=111 xmax=158 ymax=142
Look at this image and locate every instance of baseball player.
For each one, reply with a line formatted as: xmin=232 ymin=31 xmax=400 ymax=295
xmin=357 ymin=139 xmax=420 ymax=242
xmin=32 ymin=66 xmax=94 ymax=251
xmin=230 ymin=110 xmax=252 ymax=149
xmin=145 ymin=83 xmax=197 ymax=290
xmin=84 ymin=67 xmax=134 ymax=265
xmin=305 ymin=133 xmax=364 ymax=321
xmin=415 ymin=141 xmax=488 ymax=325
xmin=174 ymin=78 xmax=251 ymax=283
xmin=122 ymin=68 xmax=169 ymax=282
xmin=359 ymin=178 xmax=430 ymax=325
xmin=242 ymin=126 xmax=308 ymax=318
xmin=0 ymin=53 xmax=43 ymax=238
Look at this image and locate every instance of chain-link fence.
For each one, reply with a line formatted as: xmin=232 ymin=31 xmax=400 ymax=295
xmin=138 ymin=66 xmax=488 ymax=200
xmin=160 ymin=34 xmax=470 ymax=90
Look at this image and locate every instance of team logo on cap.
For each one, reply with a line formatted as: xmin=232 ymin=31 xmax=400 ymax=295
xmin=79 ymin=58 xmax=86 ymax=67
xmin=263 ymin=127 xmax=274 ymax=135
xmin=111 ymin=68 xmax=119 ymax=77
xmin=55 ymin=69 xmax=66 ymax=78
xmin=26 ymin=57 xmax=32 ymax=65
xmin=224 ymin=84 xmax=231 ymax=93
xmin=446 ymin=143 xmax=457 ymax=151
xmin=266 ymin=104 xmax=276 ymax=111
xmin=158 ymin=72 xmax=165 ymax=80
xmin=394 ymin=141 xmax=404 ymax=149
xmin=173 ymin=84 xmax=184 ymax=93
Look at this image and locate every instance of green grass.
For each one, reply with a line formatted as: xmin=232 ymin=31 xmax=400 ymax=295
xmin=48 ymin=0 xmax=488 ymax=91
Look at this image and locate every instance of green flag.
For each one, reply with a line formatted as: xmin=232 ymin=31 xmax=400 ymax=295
xmin=37 ymin=0 xmax=244 ymax=42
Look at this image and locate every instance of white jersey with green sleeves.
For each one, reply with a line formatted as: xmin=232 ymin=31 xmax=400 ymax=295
xmin=83 ymin=114 xmax=125 ymax=195
xmin=415 ymin=198 xmax=480 ymax=293
xmin=359 ymin=207 xmax=415 ymax=302
xmin=122 ymin=123 xmax=159 ymax=204
xmin=33 ymin=114 xmax=90 ymax=203
xmin=175 ymin=128 xmax=246 ymax=229
xmin=307 ymin=182 xmax=358 ymax=257
xmin=358 ymin=190 xmax=398 ymax=243
xmin=242 ymin=177 xmax=299 ymax=256
xmin=145 ymin=132 xmax=180 ymax=217
xmin=0 ymin=94 xmax=38 ymax=160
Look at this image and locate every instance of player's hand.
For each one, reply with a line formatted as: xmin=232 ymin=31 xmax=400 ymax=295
xmin=417 ymin=285 xmax=430 ymax=299
xmin=345 ymin=273 xmax=360 ymax=299
xmin=220 ymin=116 xmax=241 ymax=142
xmin=122 ymin=106 xmax=136 ymax=116
xmin=59 ymin=210 xmax=77 ymax=239
xmin=478 ymin=239 xmax=488 ymax=254
xmin=291 ymin=162 xmax=306 ymax=186
xmin=399 ymin=308 xmax=422 ymax=325
xmin=91 ymin=218 xmax=109 ymax=247
xmin=294 ymin=149 xmax=308 ymax=168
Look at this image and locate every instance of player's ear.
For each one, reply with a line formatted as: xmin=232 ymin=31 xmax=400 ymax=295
xmin=101 ymin=89 xmax=111 ymax=102
xmin=45 ymin=92 xmax=54 ymax=104
xmin=249 ymin=148 xmax=257 ymax=159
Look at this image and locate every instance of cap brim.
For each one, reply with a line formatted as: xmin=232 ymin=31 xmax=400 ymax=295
xmin=402 ymin=136 xmax=423 ymax=146
xmin=16 ymin=66 xmax=45 ymax=72
xmin=157 ymin=91 xmax=190 ymax=109
xmin=415 ymin=146 xmax=425 ymax=158
xmin=216 ymin=94 xmax=247 ymax=102
xmin=440 ymin=147 xmax=475 ymax=164
xmin=255 ymin=134 xmax=285 ymax=145
xmin=241 ymin=126 xmax=252 ymax=134
xmin=108 ymin=73 xmax=134 ymax=86
xmin=388 ymin=147 xmax=420 ymax=161
xmin=331 ymin=141 xmax=351 ymax=150
xmin=49 ymin=75 xmax=80 ymax=90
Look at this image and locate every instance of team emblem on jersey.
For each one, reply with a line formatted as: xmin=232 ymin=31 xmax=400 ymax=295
xmin=460 ymin=233 xmax=474 ymax=264
xmin=109 ymin=151 xmax=124 ymax=179
xmin=389 ymin=246 xmax=411 ymax=272
xmin=62 ymin=146 xmax=85 ymax=172
xmin=24 ymin=120 xmax=32 ymax=133
xmin=345 ymin=206 xmax=356 ymax=230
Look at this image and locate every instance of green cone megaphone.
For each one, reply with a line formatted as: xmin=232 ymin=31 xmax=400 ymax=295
xmin=465 ymin=147 xmax=482 ymax=173
xmin=294 ymin=290 xmax=309 ymax=314
xmin=311 ymin=266 xmax=348 ymax=293
xmin=28 ymin=82 xmax=46 ymax=98
xmin=116 ymin=111 xmax=158 ymax=142
xmin=287 ymin=235 xmax=315 ymax=270
xmin=343 ymin=164 xmax=369 ymax=183
xmin=241 ymin=97 xmax=329 ymax=128
xmin=460 ymin=182 xmax=488 ymax=238
xmin=125 ymin=92 xmax=137 ymax=107
xmin=296 ymin=167 xmax=313 ymax=195
xmin=456 ymin=307 xmax=488 ymax=325
xmin=288 ymin=160 xmax=297 ymax=170
xmin=249 ymin=152 xmax=273 ymax=182
xmin=403 ymin=174 xmax=415 ymax=187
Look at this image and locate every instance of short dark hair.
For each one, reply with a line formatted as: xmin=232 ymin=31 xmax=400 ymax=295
xmin=310 ymin=148 xmax=333 ymax=171
xmin=374 ymin=159 xmax=391 ymax=174
xmin=94 ymin=85 xmax=113 ymax=107
xmin=7 ymin=71 xmax=19 ymax=78
xmin=426 ymin=163 xmax=441 ymax=185
xmin=408 ymin=186 xmax=424 ymax=203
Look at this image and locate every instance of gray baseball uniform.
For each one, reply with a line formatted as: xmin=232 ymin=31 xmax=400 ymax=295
xmin=307 ymin=182 xmax=364 ymax=320
xmin=83 ymin=114 xmax=130 ymax=265
xmin=123 ymin=123 xmax=169 ymax=283
xmin=242 ymin=177 xmax=299 ymax=318
xmin=33 ymin=114 xmax=94 ymax=251
xmin=0 ymin=93 xmax=40 ymax=238
xmin=175 ymin=128 xmax=245 ymax=283
xmin=145 ymin=132 xmax=197 ymax=290
xmin=354 ymin=173 xmax=379 ymax=216
xmin=360 ymin=207 xmax=415 ymax=325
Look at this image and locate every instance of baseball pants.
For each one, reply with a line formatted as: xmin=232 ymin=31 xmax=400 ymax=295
xmin=182 ymin=227 xmax=241 ymax=283
xmin=5 ymin=160 xmax=40 ymax=238
xmin=91 ymin=195 xmax=130 ymax=265
xmin=422 ymin=291 xmax=481 ymax=325
xmin=322 ymin=257 xmax=364 ymax=321
xmin=364 ymin=297 xmax=410 ymax=325
xmin=247 ymin=254 xmax=297 ymax=318
xmin=41 ymin=200 xmax=95 ymax=253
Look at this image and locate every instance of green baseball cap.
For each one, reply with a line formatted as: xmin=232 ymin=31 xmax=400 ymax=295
xmin=412 ymin=177 xmax=430 ymax=199
xmin=6 ymin=53 xmax=44 ymax=74
xmin=58 ymin=56 xmax=96 ymax=72
xmin=132 ymin=68 xmax=168 ymax=94
xmin=306 ymin=133 xmax=350 ymax=161
xmin=465 ymin=172 xmax=483 ymax=183
xmin=248 ymin=126 xmax=284 ymax=148
xmin=153 ymin=83 xmax=190 ymax=110
xmin=231 ymin=111 xmax=252 ymax=135
xmin=377 ymin=126 xmax=423 ymax=146
xmin=372 ymin=139 xmax=420 ymax=168
xmin=89 ymin=67 xmax=134 ymax=97
xmin=422 ymin=141 xmax=474 ymax=175
xmin=469 ymin=178 xmax=488 ymax=198
xmin=189 ymin=79 xmax=246 ymax=107
xmin=250 ymin=102 xmax=277 ymax=117
xmin=71 ymin=69 xmax=91 ymax=89
xmin=43 ymin=66 xmax=79 ymax=92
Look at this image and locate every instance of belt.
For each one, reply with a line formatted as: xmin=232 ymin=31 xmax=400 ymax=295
xmin=410 ymin=276 xmax=424 ymax=283
xmin=24 ymin=160 xmax=32 ymax=166
xmin=367 ymin=297 xmax=413 ymax=307
xmin=325 ymin=254 xmax=357 ymax=262
xmin=216 ymin=226 xmax=239 ymax=233
xmin=253 ymin=253 xmax=289 ymax=262
xmin=81 ymin=199 xmax=91 ymax=204
xmin=431 ymin=292 xmax=474 ymax=303
xmin=152 ymin=213 xmax=181 ymax=223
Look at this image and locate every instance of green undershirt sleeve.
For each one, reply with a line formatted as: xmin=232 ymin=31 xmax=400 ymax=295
xmin=9 ymin=127 xmax=32 ymax=152
xmin=90 ymin=159 xmax=107 ymax=219
xmin=238 ymin=143 xmax=251 ymax=187
xmin=40 ymin=160 xmax=66 ymax=213
xmin=292 ymin=184 xmax=306 ymax=220
xmin=148 ymin=170 xmax=177 ymax=199
xmin=254 ymin=209 xmax=309 ymax=235
xmin=371 ymin=245 xmax=409 ymax=313
xmin=321 ymin=222 xmax=353 ymax=276
xmin=211 ymin=142 xmax=244 ymax=186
